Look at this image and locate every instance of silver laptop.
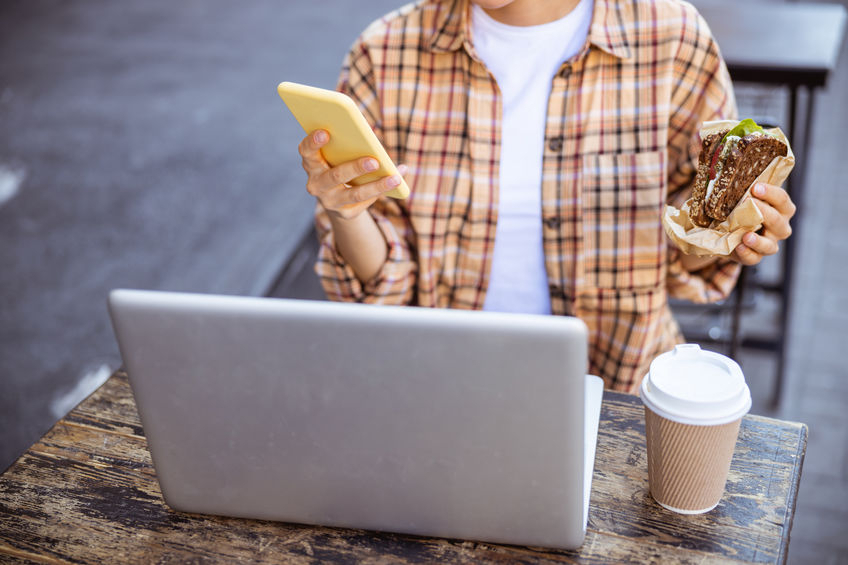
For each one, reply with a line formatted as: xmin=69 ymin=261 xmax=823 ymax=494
xmin=108 ymin=289 xmax=603 ymax=549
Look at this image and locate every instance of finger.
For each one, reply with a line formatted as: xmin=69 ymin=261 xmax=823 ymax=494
xmin=298 ymin=130 xmax=331 ymax=173
xmin=742 ymin=231 xmax=779 ymax=257
xmin=752 ymin=183 xmax=796 ymax=218
xmin=733 ymin=243 xmax=763 ymax=266
xmin=317 ymin=157 xmax=381 ymax=191
xmin=757 ymin=202 xmax=793 ymax=241
xmin=754 ymin=199 xmax=793 ymax=240
xmin=338 ymin=173 xmax=404 ymax=205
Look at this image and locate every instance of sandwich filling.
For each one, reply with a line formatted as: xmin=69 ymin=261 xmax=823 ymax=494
xmin=704 ymin=135 xmax=741 ymax=204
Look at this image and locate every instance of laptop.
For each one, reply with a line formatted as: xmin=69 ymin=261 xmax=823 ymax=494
xmin=108 ymin=289 xmax=603 ymax=549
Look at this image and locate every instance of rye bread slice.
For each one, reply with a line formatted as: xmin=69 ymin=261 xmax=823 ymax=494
xmin=705 ymin=134 xmax=788 ymax=221
xmin=690 ymin=130 xmax=728 ymax=227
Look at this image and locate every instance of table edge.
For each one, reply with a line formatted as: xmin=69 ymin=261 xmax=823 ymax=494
xmin=777 ymin=422 xmax=809 ymax=565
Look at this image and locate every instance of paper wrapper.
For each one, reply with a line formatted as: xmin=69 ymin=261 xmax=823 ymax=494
xmin=662 ymin=120 xmax=795 ymax=256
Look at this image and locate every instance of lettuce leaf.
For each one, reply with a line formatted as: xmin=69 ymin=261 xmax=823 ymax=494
xmin=723 ymin=118 xmax=764 ymax=141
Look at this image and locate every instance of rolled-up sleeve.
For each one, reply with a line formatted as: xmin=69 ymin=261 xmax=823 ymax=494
xmin=665 ymin=6 xmax=741 ymax=304
xmin=315 ymin=200 xmax=417 ymax=304
xmin=314 ymin=34 xmax=418 ymax=304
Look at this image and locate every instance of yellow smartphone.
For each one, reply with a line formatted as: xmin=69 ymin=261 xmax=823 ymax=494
xmin=277 ymin=81 xmax=409 ymax=199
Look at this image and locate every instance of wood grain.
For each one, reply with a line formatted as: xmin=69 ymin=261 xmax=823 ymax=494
xmin=0 ymin=371 xmax=807 ymax=564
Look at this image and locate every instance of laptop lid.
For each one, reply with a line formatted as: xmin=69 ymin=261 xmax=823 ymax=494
xmin=108 ymin=289 xmax=599 ymax=549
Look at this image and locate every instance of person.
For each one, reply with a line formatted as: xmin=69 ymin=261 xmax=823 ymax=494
xmin=296 ymin=0 xmax=796 ymax=392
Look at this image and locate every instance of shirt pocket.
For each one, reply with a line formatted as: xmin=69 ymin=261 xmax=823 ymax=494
xmin=581 ymin=150 xmax=667 ymax=290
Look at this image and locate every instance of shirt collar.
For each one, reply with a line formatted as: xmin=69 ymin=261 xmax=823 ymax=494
xmin=429 ymin=0 xmax=633 ymax=60
xmin=429 ymin=0 xmax=467 ymax=53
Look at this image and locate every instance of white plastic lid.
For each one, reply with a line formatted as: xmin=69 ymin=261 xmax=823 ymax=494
xmin=640 ymin=344 xmax=751 ymax=426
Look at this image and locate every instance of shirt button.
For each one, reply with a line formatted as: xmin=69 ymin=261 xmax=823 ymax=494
xmin=544 ymin=216 xmax=561 ymax=230
xmin=548 ymin=283 xmax=562 ymax=295
xmin=548 ymin=135 xmax=564 ymax=152
xmin=560 ymin=64 xmax=572 ymax=77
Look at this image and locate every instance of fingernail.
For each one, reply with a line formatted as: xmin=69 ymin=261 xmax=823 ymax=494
xmin=364 ymin=158 xmax=378 ymax=171
xmin=744 ymin=233 xmax=757 ymax=245
xmin=386 ymin=175 xmax=401 ymax=188
xmin=314 ymin=130 xmax=327 ymax=144
xmin=753 ymin=183 xmax=766 ymax=196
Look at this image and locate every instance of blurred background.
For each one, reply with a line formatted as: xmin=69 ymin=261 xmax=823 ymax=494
xmin=1 ymin=0 xmax=846 ymax=562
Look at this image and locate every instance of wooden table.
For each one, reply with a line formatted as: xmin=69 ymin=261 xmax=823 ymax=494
xmin=0 ymin=371 xmax=807 ymax=564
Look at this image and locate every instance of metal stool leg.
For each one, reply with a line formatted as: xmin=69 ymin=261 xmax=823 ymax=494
xmin=729 ymin=266 xmax=748 ymax=360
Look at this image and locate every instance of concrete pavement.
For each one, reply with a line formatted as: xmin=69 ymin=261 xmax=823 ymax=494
xmin=0 ymin=0 xmax=399 ymax=471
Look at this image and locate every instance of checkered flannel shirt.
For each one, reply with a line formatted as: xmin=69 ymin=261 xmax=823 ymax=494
xmin=314 ymin=0 xmax=740 ymax=392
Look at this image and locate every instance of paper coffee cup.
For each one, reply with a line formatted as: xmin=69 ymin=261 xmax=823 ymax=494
xmin=640 ymin=344 xmax=751 ymax=514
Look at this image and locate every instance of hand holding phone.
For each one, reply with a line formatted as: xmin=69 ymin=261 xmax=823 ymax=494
xmin=278 ymin=81 xmax=409 ymax=200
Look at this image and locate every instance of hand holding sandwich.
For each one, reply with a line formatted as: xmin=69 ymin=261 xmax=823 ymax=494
xmin=664 ymin=118 xmax=796 ymax=263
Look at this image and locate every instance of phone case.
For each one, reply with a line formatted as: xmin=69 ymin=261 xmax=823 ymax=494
xmin=277 ymin=81 xmax=409 ymax=199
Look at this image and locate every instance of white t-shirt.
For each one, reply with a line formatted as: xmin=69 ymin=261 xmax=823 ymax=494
xmin=472 ymin=0 xmax=593 ymax=314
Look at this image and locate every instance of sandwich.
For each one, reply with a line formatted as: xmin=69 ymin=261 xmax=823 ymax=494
xmin=690 ymin=119 xmax=788 ymax=227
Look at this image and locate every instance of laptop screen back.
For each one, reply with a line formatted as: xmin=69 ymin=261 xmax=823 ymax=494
xmin=108 ymin=289 xmax=591 ymax=549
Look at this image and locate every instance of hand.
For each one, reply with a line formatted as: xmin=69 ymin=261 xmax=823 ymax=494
xmin=298 ymin=129 xmax=405 ymax=220
xmin=732 ymin=183 xmax=796 ymax=266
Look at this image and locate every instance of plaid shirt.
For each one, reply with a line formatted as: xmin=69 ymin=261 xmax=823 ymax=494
xmin=315 ymin=0 xmax=740 ymax=392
